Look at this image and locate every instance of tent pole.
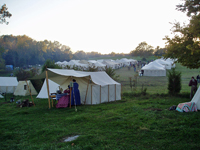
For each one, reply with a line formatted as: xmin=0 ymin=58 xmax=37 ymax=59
xmin=70 ymin=76 xmax=72 ymax=108
xmin=100 ymin=85 xmax=101 ymax=104
xmin=121 ymin=84 xmax=122 ymax=100
xmin=45 ymin=69 xmax=51 ymax=109
xmin=108 ymin=85 xmax=109 ymax=102
xmin=91 ymin=85 xmax=92 ymax=105
xmin=84 ymin=77 xmax=90 ymax=105
xmin=115 ymin=84 xmax=116 ymax=102
xmin=25 ymin=80 xmax=35 ymax=106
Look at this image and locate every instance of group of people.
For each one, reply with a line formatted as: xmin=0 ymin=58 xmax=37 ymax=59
xmin=56 ymin=79 xmax=81 ymax=108
xmin=189 ymin=75 xmax=200 ymax=99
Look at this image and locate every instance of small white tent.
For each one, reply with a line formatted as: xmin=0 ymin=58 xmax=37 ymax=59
xmin=191 ymin=86 xmax=200 ymax=110
xmin=0 ymin=77 xmax=18 ymax=93
xmin=35 ymin=69 xmax=121 ymax=105
xmin=142 ymin=61 xmax=166 ymax=76
xmin=14 ymin=80 xmax=38 ymax=96
xmin=37 ymin=79 xmax=60 ymax=98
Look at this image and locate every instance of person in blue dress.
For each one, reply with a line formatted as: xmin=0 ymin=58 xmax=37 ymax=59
xmin=71 ymin=79 xmax=81 ymax=105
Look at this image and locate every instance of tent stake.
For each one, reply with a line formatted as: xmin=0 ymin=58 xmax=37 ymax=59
xmin=25 ymin=80 xmax=35 ymax=106
xmin=45 ymin=69 xmax=51 ymax=109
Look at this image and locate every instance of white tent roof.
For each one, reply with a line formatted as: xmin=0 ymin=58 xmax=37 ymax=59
xmin=0 ymin=77 xmax=18 ymax=86
xmin=88 ymin=60 xmax=97 ymax=64
xmin=0 ymin=77 xmax=18 ymax=93
xmin=93 ymin=61 xmax=106 ymax=67
xmin=154 ymin=59 xmax=171 ymax=69
xmin=142 ymin=61 xmax=165 ymax=70
xmin=47 ymin=69 xmax=120 ymax=86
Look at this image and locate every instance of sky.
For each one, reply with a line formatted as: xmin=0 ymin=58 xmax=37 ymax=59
xmin=1 ymin=0 xmax=189 ymax=54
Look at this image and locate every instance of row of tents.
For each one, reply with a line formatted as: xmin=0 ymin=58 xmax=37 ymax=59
xmin=55 ymin=58 xmax=138 ymax=70
xmin=0 ymin=68 xmax=122 ymax=105
xmin=141 ymin=58 xmax=176 ymax=76
xmin=0 ymin=77 xmax=38 ymax=96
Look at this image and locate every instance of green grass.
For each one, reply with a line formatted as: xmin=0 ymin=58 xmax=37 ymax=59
xmin=115 ymin=63 xmax=200 ymax=94
xmin=1 ymin=94 xmax=200 ymax=150
xmin=1 ymin=62 xmax=200 ymax=149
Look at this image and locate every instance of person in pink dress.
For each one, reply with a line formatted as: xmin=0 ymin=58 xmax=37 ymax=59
xmin=56 ymin=85 xmax=70 ymax=108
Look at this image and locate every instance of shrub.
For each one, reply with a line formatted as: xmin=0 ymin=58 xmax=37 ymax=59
xmin=167 ymin=68 xmax=181 ymax=95
xmin=104 ymin=66 xmax=120 ymax=81
xmin=41 ymin=59 xmax=62 ymax=72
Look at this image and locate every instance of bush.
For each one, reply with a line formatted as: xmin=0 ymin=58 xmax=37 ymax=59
xmin=41 ymin=59 xmax=62 ymax=72
xmin=167 ymin=68 xmax=181 ymax=95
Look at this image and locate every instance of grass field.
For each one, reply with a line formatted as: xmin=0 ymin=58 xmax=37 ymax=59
xmin=0 ymin=63 xmax=200 ymax=150
xmin=116 ymin=63 xmax=200 ymax=94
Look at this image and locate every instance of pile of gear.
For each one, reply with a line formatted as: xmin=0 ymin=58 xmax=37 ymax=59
xmin=16 ymin=99 xmax=34 ymax=108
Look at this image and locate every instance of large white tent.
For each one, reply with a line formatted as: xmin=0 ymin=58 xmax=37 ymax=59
xmin=141 ymin=61 xmax=166 ymax=76
xmin=14 ymin=80 xmax=38 ymax=96
xmin=191 ymin=86 xmax=200 ymax=110
xmin=35 ymin=69 xmax=121 ymax=105
xmin=0 ymin=77 xmax=18 ymax=93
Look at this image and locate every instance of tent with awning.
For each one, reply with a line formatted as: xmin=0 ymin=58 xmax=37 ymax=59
xmin=35 ymin=68 xmax=121 ymax=107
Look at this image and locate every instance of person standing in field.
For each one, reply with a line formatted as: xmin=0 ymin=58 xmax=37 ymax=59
xmin=197 ymin=74 xmax=200 ymax=83
xmin=189 ymin=76 xmax=197 ymax=99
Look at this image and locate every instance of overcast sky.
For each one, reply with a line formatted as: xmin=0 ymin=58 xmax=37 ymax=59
xmin=1 ymin=0 xmax=189 ymax=54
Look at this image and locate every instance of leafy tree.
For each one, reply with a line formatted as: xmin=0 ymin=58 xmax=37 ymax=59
xmin=164 ymin=0 xmax=200 ymax=69
xmin=167 ymin=68 xmax=181 ymax=95
xmin=0 ymin=4 xmax=12 ymax=25
xmin=73 ymin=50 xmax=88 ymax=60
xmin=110 ymin=52 xmax=116 ymax=57
xmin=176 ymin=0 xmax=200 ymax=17
xmin=154 ymin=46 xmax=166 ymax=56
xmin=130 ymin=42 xmax=154 ymax=58
xmin=41 ymin=59 xmax=62 ymax=72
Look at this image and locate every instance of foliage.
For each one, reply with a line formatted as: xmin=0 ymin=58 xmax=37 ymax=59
xmin=104 ymin=66 xmax=120 ymax=81
xmin=87 ymin=66 xmax=98 ymax=72
xmin=41 ymin=59 xmax=62 ymax=72
xmin=164 ymin=0 xmax=200 ymax=69
xmin=130 ymin=42 xmax=154 ymax=58
xmin=14 ymin=67 xmax=40 ymax=81
xmin=0 ymin=4 xmax=12 ymax=25
xmin=176 ymin=0 xmax=200 ymax=17
xmin=154 ymin=46 xmax=166 ymax=56
xmin=167 ymin=68 xmax=182 ymax=95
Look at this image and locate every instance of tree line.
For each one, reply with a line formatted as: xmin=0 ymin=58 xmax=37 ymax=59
xmin=0 ymin=34 xmax=166 ymax=70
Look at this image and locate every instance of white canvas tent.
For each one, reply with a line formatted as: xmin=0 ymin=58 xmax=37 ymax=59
xmin=154 ymin=59 xmax=172 ymax=69
xmin=37 ymin=79 xmax=60 ymax=98
xmin=35 ymin=68 xmax=121 ymax=105
xmin=191 ymin=86 xmax=200 ymax=110
xmin=14 ymin=80 xmax=38 ymax=96
xmin=141 ymin=61 xmax=166 ymax=76
xmin=0 ymin=77 xmax=18 ymax=93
